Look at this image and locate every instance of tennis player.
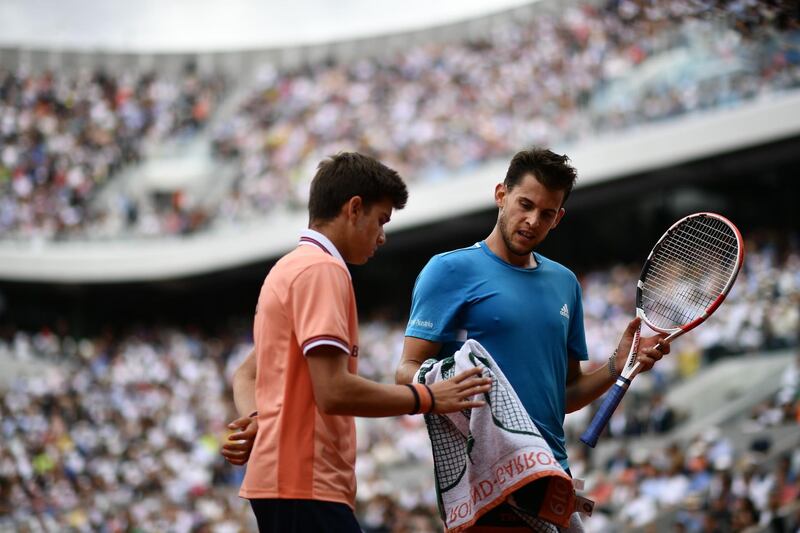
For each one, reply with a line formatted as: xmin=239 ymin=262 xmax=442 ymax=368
xmin=221 ymin=152 xmax=492 ymax=533
xmin=395 ymin=147 xmax=671 ymax=529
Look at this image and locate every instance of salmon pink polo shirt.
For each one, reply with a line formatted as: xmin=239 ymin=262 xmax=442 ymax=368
xmin=240 ymin=229 xmax=359 ymax=509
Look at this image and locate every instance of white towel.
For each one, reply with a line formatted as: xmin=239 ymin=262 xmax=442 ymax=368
xmin=415 ymin=339 xmax=591 ymax=532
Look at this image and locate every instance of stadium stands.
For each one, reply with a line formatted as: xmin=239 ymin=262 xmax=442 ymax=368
xmin=1 ymin=1 xmax=799 ymax=531
xmin=0 ymin=328 xmax=253 ymax=531
xmin=0 ymin=0 xmax=797 ymax=244
xmin=1 ymin=234 xmax=797 ymax=531
xmin=0 ymin=65 xmax=226 ymax=240
xmin=209 ymin=0 xmax=799 ymax=228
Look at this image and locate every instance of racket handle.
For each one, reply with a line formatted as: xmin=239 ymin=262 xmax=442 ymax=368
xmin=579 ymin=376 xmax=632 ymax=448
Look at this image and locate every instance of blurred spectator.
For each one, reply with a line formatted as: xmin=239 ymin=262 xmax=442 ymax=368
xmin=209 ymin=0 xmax=800 ymax=228
xmin=0 ymin=64 xmax=226 ymax=240
xmin=4 ymin=0 xmax=798 ymax=240
xmin=0 ymin=328 xmax=252 ymax=531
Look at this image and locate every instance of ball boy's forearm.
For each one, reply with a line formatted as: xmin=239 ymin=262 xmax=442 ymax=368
xmin=232 ymin=349 xmax=258 ymax=417
xmin=232 ymin=369 xmax=258 ymax=418
xmin=320 ymin=373 xmax=420 ymax=417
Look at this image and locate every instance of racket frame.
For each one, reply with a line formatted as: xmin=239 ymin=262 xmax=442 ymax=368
xmin=580 ymin=212 xmax=744 ymax=447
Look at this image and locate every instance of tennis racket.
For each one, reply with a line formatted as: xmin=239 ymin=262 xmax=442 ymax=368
xmin=580 ymin=212 xmax=744 ymax=448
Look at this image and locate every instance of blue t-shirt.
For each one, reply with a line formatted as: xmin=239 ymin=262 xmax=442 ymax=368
xmin=406 ymin=242 xmax=589 ymax=469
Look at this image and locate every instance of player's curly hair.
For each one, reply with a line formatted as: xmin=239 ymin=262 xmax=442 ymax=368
xmin=504 ymin=147 xmax=577 ymax=205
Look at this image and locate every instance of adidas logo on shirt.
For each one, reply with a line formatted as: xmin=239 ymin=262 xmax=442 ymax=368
xmin=560 ymin=304 xmax=570 ymax=319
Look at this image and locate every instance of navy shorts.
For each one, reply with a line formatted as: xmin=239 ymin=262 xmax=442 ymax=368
xmin=249 ymin=498 xmax=362 ymax=533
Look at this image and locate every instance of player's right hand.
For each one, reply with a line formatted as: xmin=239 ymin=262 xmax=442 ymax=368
xmin=429 ymin=366 xmax=491 ymax=414
xmin=221 ymin=415 xmax=258 ymax=466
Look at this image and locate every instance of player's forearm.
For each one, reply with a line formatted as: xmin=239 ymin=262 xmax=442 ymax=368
xmin=395 ymin=360 xmax=424 ymax=384
xmin=319 ymin=373 xmax=418 ymax=417
xmin=565 ymin=362 xmax=615 ymax=413
xmin=398 ymin=337 xmax=442 ymax=384
xmin=232 ymin=355 xmax=258 ymax=417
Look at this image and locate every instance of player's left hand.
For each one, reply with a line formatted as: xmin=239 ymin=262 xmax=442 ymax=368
xmin=614 ymin=318 xmax=670 ymax=373
xmin=221 ymin=415 xmax=258 ymax=466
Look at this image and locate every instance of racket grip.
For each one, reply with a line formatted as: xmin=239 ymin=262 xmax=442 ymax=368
xmin=579 ymin=376 xmax=632 ymax=448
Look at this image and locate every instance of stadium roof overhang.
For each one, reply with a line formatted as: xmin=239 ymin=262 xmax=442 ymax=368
xmin=0 ymin=0 xmax=536 ymax=53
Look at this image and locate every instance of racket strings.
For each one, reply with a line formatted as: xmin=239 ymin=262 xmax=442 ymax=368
xmin=641 ymin=216 xmax=739 ymax=330
xmin=647 ymin=241 xmax=732 ymax=299
xmin=680 ymin=218 xmax=740 ymax=256
xmin=643 ymin=219 xmax=738 ymax=326
xmin=657 ymin=218 xmax=739 ymax=273
xmin=659 ymin=224 xmax=739 ymax=276
xmin=659 ymin=235 xmax=737 ymax=276
xmin=652 ymin=246 xmax=732 ymax=286
xmin=645 ymin=257 xmax=733 ymax=321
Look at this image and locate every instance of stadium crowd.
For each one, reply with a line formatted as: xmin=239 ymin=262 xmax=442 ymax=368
xmin=0 ymin=65 xmax=226 ymax=241
xmin=1 ymin=1 xmax=798 ymax=240
xmin=209 ymin=0 xmax=800 ymax=225
xmin=0 ymin=234 xmax=797 ymax=531
xmin=0 ymin=328 xmax=253 ymax=532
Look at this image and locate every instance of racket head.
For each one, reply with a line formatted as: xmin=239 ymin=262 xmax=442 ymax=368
xmin=636 ymin=212 xmax=744 ymax=335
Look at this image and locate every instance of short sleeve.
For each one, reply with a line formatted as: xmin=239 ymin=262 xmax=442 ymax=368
xmin=568 ymin=281 xmax=589 ymax=361
xmin=292 ymin=262 xmax=352 ymax=356
xmin=405 ymin=255 xmax=465 ymax=343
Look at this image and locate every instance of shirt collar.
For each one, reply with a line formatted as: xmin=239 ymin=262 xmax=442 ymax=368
xmin=299 ymin=229 xmax=348 ymax=270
